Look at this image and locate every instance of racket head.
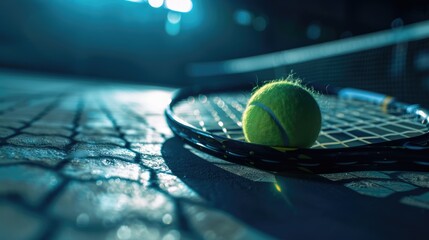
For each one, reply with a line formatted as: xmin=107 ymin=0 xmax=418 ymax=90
xmin=165 ymin=82 xmax=429 ymax=172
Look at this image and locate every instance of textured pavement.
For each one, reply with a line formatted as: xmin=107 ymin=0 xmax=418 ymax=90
xmin=0 ymin=72 xmax=269 ymax=240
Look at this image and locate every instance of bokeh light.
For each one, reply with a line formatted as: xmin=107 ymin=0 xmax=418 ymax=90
xmin=148 ymin=0 xmax=164 ymax=8
xmin=307 ymin=23 xmax=321 ymax=40
xmin=165 ymin=0 xmax=193 ymax=13
xmin=167 ymin=12 xmax=182 ymax=24
xmin=234 ymin=10 xmax=252 ymax=26
xmin=165 ymin=15 xmax=181 ymax=36
xmin=253 ymin=16 xmax=267 ymax=31
xmin=391 ymin=18 xmax=404 ymax=28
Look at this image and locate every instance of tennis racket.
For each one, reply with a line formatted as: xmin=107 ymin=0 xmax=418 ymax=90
xmin=165 ymin=81 xmax=429 ymax=173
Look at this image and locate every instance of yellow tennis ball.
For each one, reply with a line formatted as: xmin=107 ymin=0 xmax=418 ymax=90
xmin=242 ymin=79 xmax=322 ymax=148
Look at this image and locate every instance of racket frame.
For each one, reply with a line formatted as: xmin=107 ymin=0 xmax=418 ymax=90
xmin=165 ymin=82 xmax=429 ymax=172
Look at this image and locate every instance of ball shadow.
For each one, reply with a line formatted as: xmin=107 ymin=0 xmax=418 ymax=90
xmin=161 ymin=137 xmax=429 ymax=240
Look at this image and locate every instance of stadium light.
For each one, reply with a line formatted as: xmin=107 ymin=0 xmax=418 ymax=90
xmin=165 ymin=0 xmax=193 ymax=13
xmin=148 ymin=0 xmax=164 ymax=8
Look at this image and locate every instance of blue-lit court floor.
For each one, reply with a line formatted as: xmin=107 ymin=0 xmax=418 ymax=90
xmin=0 ymin=70 xmax=428 ymax=240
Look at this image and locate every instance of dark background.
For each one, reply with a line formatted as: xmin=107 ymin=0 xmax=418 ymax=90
xmin=0 ymin=0 xmax=428 ymax=86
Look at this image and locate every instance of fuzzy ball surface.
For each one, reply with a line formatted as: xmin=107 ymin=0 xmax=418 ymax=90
xmin=242 ymin=80 xmax=322 ymax=148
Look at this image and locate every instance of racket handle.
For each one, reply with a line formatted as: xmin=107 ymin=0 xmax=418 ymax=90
xmin=338 ymin=88 xmax=392 ymax=105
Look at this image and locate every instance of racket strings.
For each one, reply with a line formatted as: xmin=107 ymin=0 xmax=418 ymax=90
xmin=173 ymin=92 xmax=428 ymax=149
xmin=316 ymin=98 xmax=427 ymax=148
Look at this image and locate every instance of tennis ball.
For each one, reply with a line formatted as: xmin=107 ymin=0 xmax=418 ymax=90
xmin=242 ymin=79 xmax=321 ymax=148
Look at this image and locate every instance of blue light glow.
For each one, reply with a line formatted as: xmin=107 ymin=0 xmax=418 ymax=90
xmin=165 ymin=19 xmax=180 ymax=36
xmin=307 ymin=23 xmax=321 ymax=40
xmin=253 ymin=16 xmax=267 ymax=31
xmin=148 ymin=0 xmax=164 ymax=8
xmin=165 ymin=0 xmax=193 ymax=13
xmin=234 ymin=10 xmax=252 ymax=26
xmin=126 ymin=0 xmax=143 ymax=3
xmin=167 ymin=12 xmax=182 ymax=24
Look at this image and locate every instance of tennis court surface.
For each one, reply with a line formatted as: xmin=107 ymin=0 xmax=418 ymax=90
xmin=0 ymin=70 xmax=428 ymax=240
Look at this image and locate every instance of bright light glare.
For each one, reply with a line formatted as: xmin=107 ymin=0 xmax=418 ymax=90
xmin=275 ymin=183 xmax=282 ymax=192
xmin=126 ymin=0 xmax=143 ymax=3
xmin=165 ymin=0 xmax=193 ymax=13
xmin=148 ymin=0 xmax=164 ymax=8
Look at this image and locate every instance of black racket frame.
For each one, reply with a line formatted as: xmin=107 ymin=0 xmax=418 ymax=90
xmin=165 ymin=82 xmax=429 ymax=172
